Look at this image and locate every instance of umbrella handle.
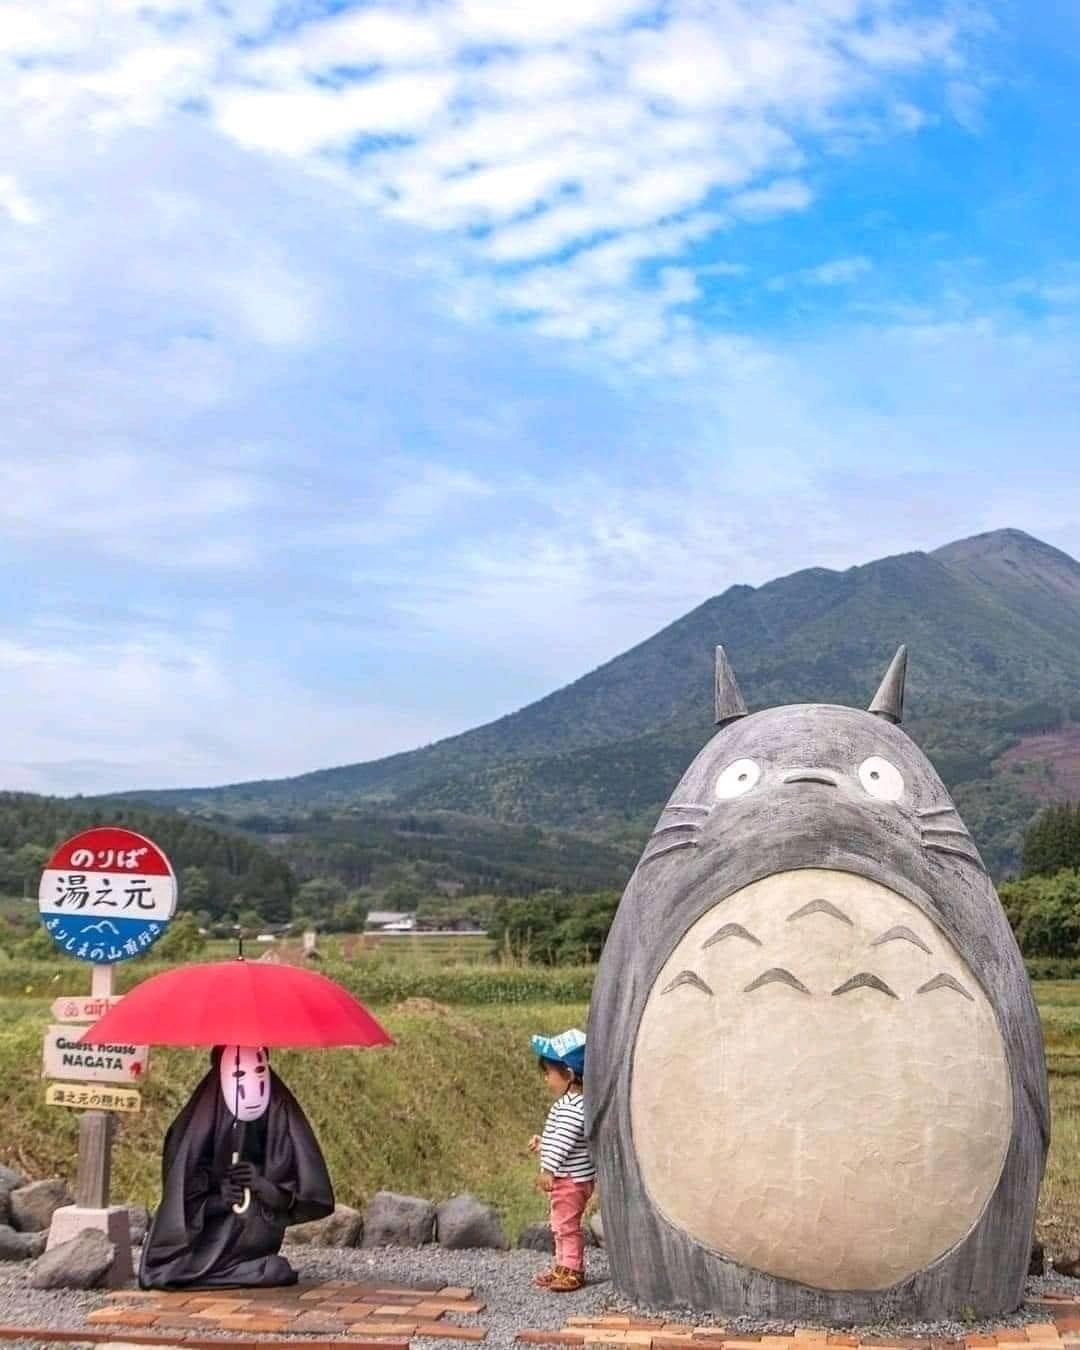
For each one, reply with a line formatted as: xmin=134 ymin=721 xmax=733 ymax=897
xmin=230 ymin=1150 xmax=251 ymax=1215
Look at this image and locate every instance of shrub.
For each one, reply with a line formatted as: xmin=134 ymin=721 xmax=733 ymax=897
xmin=1002 ymin=869 xmax=1080 ymax=958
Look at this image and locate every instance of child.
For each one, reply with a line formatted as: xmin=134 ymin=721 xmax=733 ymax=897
xmin=527 ymin=1029 xmax=595 ymax=1293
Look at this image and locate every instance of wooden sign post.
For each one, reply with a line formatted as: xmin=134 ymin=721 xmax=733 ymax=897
xmin=37 ymin=827 xmax=178 ymax=1284
xmin=76 ymin=965 xmax=116 ymax=1211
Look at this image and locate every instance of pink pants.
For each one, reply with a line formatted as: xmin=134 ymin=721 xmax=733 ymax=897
xmin=550 ymin=1178 xmax=595 ymax=1272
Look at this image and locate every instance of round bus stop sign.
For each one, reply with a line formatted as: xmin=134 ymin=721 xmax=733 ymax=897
xmin=38 ymin=827 xmax=177 ymax=964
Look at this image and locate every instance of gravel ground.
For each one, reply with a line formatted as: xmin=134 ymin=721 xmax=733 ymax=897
xmin=0 ymin=1247 xmax=1074 ymax=1350
xmin=0 ymin=1245 xmax=612 ymax=1350
xmin=604 ymin=1283 xmax=1046 ymax=1340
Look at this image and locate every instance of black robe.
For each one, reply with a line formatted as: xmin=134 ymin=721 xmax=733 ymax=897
xmin=139 ymin=1049 xmax=334 ymax=1289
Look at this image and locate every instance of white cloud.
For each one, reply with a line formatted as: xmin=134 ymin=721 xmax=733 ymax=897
xmin=0 ymin=450 xmax=261 ymax=568
xmin=3 ymin=0 xmax=1057 ymax=802
xmin=246 ymin=7 xmax=453 ymax=77
xmin=385 ymin=309 xmax=1080 ymax=677
xmin=0 ymin=631 xmax=456 ymax=794
xmin=209 ymin=253 xmax=323 ymax=348
xmin=214 ymin=72 xmax=457 ymax=156
xmin=315 ymin=462 xmax=495 ymax=550
xmin=0 ymin=0 xmax=973 ymax=357
xmin=806 ymin=256 xmax=872 ymax=286
xmin=449 ymin=0 xmax=645 ymax=44
xmin=730 ymin=177 xmax=814 ymax=218
xmin=0 ymin=173 xmax=41 ymax=224
xmin=768 ymin=255 xmax=873 ymax=289
xmin=845 ymin=18 xmax=958 ymax=68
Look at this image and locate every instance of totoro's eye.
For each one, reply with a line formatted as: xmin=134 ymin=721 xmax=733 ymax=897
xmin=858 ymin=756 xmax=904 ymax=802
xmin=715 ymin=758 xmax=761 ymax=800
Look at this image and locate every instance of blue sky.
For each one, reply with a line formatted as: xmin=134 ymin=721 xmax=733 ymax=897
xmin=2 ymin=0 xmax=1079 ymax=795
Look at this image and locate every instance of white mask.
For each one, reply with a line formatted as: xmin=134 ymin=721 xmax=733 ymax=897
xmin=219 ymin=1045 xmax=271 ymax=1122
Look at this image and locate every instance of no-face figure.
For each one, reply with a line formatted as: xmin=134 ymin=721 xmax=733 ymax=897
xmin=587 ymin=647 xmax=1049 ymax=1322
xmin=139 ymin=1045 xmax=334 ymax=1289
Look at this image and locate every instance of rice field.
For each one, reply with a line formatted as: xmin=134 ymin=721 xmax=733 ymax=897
xmin=0 ymin=968 xmax=1078 ymax=1249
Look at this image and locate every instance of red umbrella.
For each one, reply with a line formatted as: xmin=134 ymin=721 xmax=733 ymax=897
xmin=78 ymin=959 xmax=393 ymax=1049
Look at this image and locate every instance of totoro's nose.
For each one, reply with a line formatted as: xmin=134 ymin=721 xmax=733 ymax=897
xmin=782 ymin=769 xmax=840 ymax=787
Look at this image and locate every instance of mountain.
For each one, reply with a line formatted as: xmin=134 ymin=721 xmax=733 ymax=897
xmin=119 ymin=528 xmax=1080 ymax=878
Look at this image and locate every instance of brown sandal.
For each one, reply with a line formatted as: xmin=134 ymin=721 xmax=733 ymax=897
xmin=533 ymin=1266 xmax=559 ymax=1288
xmin=548 ymin=1267 xmax=586 ymax=1293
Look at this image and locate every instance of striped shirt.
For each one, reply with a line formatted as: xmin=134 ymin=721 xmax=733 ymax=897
xmin=540 ymin=1090 xmax=595 ymax=1182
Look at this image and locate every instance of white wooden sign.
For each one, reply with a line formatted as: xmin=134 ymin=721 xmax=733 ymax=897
xmin=45 ymin=1082 xmax=142 ymax=1113
xmin=42 ymin=1026 xmax=149 ymax=1085
xmin=50 ymin=995 xmax=124 ymax=1024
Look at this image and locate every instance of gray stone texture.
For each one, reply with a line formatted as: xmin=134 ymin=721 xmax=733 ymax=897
xmin=516 ymin=1220 xmax=596 ymax=1253
xmin=10 ymin=1179 xmax=74 ymax=1232
xmin=29 ymin=1229 xmax=115 ymax=1289
xmin=0 ymin=1224 xmax=48 ymax=1262
xmin=518 ymin=1222 xmax=556 ymax=1254
xmin=587 ymin=651 xmax=1049 ymax=1323
xmin=0 ymin=1167 xmax=26 ymax=1228
xmin=287 ymin=1203 xmax=364 ymax=1248
xmin=126 ymin=1205 xmax=151 ymax=1247
xmin=436 ymin=1195 xmax=509 ymax=1251
xmin=361 ymin=1192 xmax=436 ymax=1248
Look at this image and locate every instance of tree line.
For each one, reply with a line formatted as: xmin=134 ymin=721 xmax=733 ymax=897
xmin=493 ymin=803 xmax=1080 ymax=967
xmin=998 ymin=801 xmax=1080 ymax=959
xmin=4 ymin=790 xmax=1080 ymax=966
xmin=0 ymin=793 xmax=296 ymax=924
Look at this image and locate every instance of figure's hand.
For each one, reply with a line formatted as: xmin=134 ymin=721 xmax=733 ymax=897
xmin=227 ymin=1164 xmax=286 ymax=1210
xmin=220 ymin=1176 xmax=246 ymax=1207
xmin=536 ymin=1171 xmax=555 ymax=1194
xmin=527 ymin=1135 xmax=542 ymax=1155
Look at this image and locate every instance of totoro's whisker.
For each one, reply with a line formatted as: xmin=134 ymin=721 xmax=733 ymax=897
xmin=640 ymin=838 xmax=700 ymax=866
xmin=650 ymin=822 xmax=703 ymax=841
xmin=920 ymin=827 xmax=973 ymax=842
xmin=662 ymin=803 xmax=712 ymax=815
xmin=923 ymin=841 xmax=982 ymax=865
xmin=917 ymin=805 xmax=961 ymax=818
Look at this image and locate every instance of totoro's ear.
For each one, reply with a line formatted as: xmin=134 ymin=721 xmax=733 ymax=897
xmin=715 ymin=646 xmax=748 ymax=726
xmin=868 ymin=644 xmax=908 ymax=724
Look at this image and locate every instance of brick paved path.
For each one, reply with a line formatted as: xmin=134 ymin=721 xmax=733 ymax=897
xmin=515 ymin=1292 xmax=1080 ymax=1350
xmin=0 ymin=1279 xmax=486 ymax=1349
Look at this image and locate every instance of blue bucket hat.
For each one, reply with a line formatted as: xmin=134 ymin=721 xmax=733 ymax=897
xmin=532 ymin=1028 xmax=586 ymax=1077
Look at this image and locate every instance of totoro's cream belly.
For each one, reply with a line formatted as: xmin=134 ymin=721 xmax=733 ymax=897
xmin=630 ymin=868 xmax=1012 ymax=1292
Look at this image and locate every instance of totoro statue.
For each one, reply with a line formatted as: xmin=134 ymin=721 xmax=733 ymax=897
xmin=587 ymin=645 xmax=1048 ymax=1323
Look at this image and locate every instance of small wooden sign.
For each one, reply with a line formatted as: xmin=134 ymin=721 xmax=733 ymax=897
xmin=45 ymin=1082 xmax=141 ymax=1113
xmin=42 ymin=1026 xmax=149 ymax=1085
xmin=50 ymin=995 xmax=123 ymax=1024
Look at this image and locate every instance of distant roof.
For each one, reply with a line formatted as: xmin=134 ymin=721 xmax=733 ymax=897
xmin=366 ymin=911 xmax=411 ymax=925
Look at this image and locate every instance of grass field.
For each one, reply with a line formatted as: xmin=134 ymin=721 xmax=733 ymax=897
xmin=1027 ymin=982 xmax=1080 ymax=1251
xmin=2 ymin=971 xmax=1079 ymax=1249
xmin=0 ymin=992 xmax=589 ymax=1240
xmin=202 ymin=934 xmax=497 ymax=966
